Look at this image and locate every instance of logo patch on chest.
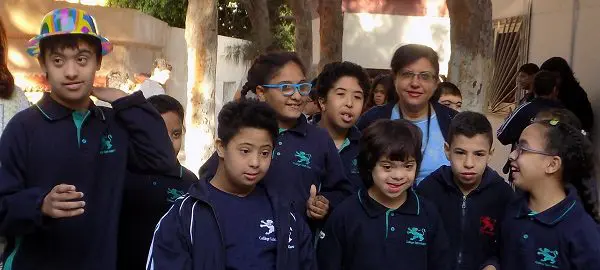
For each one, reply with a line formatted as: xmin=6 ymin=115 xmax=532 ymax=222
xmin=480 ymin=216 xmax=496 ymax=236
xmin=293 ymin=151 xmax=312 ymax=169
xmin=406 ymin=227 xmax=427 ymax=246
xmin=99 ymin=134 xmax=116 ymax=154
xmin=535 ymin=248 xmax=559 ymax=268
xmin=259 ymin=219 xmax=277 ymax=242
xmin=166 ymin=188 xmax=185 ymax=203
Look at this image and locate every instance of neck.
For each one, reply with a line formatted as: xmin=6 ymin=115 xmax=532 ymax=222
xmin=50 ymin=92 xmax=90 ymax=112
xmin=210 ymin=162 xmax=254 ymax=197
xmin=398 ymin=101 xmax=430 ymax=121
xmin=528 ymin=179 xmax=566 ymax=213
xmin=319 ymin=117 xmax=349 ymax=147
xmin=368 ymin=186 xmax=408 ymax=209
xmin=278 ymin=117 xmax=298 ymax=130
xmin=455 ymin=177 xmax=482 ymax=196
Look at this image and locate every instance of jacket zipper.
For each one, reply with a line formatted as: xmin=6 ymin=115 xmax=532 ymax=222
xmin=457 ymin=195 xmax=467 ymax=267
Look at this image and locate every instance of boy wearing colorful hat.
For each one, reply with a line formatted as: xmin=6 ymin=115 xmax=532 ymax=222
xmin=0 ymin=8 xmax=175 ymax=270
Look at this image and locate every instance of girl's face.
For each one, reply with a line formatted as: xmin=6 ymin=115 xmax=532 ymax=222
xmin=509 ymin=123 xmax=560 ymax=192
xmin=319 ymin=76 xmax=365 ymax=129
xmin=394 ymin=58 xmax=438 ymax=110
xmin=373 ymin=84 xmax=387 ymax=106
xmin=369 ymin=156 xmax=417 ymax=203
xmin=256 ymin=61 xmax=307 ymax=127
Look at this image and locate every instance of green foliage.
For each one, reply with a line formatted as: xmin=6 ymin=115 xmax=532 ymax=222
xmin=107 ymin=0 xmax=187 ymax=28
xmin=272 ymin=3 xmax=295 ymax=51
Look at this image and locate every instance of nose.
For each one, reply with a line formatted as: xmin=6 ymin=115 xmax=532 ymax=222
xmin=64 ymin=60 xmax=78 ymax=80
xmin=464 ymin=154 xmax=475 ymax=168
xmin=290 ymin=89 xmax=302 ymax=101
xmin=248 ymin=153 xmax=260 ymax=168
xmin=344 ymin=95 xmax=353 ymax=108
xmin=508 ymin=149 xmax=518 ymax=161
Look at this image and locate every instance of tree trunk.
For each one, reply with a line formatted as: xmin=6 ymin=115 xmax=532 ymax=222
xmin=318 ymin=0 xmax=343 ymax=72
xmin=287 ymin=0 xmax=314 ymax=76
xmin=239 ymin=0 xmax=273 ymax=52
xmin=184 ymin=0 xmax=218 ymax=174
xmin=447 ymin=0 xmax=493 ymax=113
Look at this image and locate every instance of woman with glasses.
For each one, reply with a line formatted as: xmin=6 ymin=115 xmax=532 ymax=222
xmin=357 ymin=44 xmax=457 ymax=186
xmin=199 ymin=51 xmax=352 ymax=226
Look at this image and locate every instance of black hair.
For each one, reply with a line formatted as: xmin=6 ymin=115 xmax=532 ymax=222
xmin=518 ymin=63 xmax=540 ymax=75
xmin=0 ymin=17 xmax=14 ymax=100
xmin=540 ymin=57 xmax=577 ymax=87
xmin=147 ymin=94 xmax=185 ymax=124
xmin=316 ymin=61 xmax=370 ymax=100
xmin=535 ymin=108 xmax=582 ymax=129
xmin=358 ymin=119 xmax=423 ymax=188
xmin=39 ymin=34 xmax=102 ymax=63
xmin=217 ymin=99 xmax=278 ymax=146
xmin=447 ymin=111 xmax=493 ymax=148
xmin=390 ymin=44 xmax=439 ymax=76
xmin=532 ymin=71 xmax=558 ymax=97
xmin=153 ymin=58 xmax=172 ymax=72
xmin=365 ymin=74 xmax=395 ymax=110
xmin=431 ymin=82 xmax=461 ymax=101
xmin=240 ymin=51 xmax=306 ymax=98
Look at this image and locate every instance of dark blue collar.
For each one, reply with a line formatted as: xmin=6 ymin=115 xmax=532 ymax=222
xmin=347 ymin=126 xmax=361 ymax=142
xmin=164 ymin=163 xmax=185 ymax=179
xmin=515 ymin=187 xmax=579 ymax=226
xmin=358 ymin=188 xmax=421 ymax=217
xmin=35 ymin=93 xmax=105 ymax=121
xmin=439 ymin=166 xmax=499 ymax=195
xmin=282 ymin=114 xmax=309 ymax=137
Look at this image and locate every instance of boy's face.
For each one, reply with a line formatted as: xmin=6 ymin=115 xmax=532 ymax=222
xmin=373 ymin=85 xmax=387 ymax=105
xmin=39 ymin=40 xmax=100 ymax=108
xmin=438 ymin=94 xmax=462 ymax=111
xmin=319 ymin=76 xmax=364 ymax=129
xmin=445 ymin=134 xmax=493 ymax=191
xmin=161 ymin=111 xmax=184 ymax=155
xmin=517 ymin=72 xmax=534 ymax=90
xmin=370 ymin=156 xmax=417 ymax=200
xmin=217 ymin=127 xmax=274 ymax=191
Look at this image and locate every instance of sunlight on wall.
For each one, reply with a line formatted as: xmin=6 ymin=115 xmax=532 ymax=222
xmin=8 ymin=10 xmax=40 ymax=35
xmin=357 ymin=13 xmax=384 ymax=32
xmin=8 ymin=47 xmax=30 ymax=69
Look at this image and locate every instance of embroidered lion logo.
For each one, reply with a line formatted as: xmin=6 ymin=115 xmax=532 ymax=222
xmin=537 ymin=248 xmax=559 ymax=264
xmin=294 ymin=151 xmax=311 ymax=165
xmin=407 ymin=227 xmax=426 ymax=242
xmin=480 ymin=216 xmax=496 ymax=236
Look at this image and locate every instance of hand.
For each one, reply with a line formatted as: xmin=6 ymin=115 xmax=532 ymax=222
xmin=482 ymin=266 xmax=497 ymax=270
xmin=41 ymin=184 xmax=85 ymax=218
xmin=92 ymin=87 xmax=127 ymax=103
xmin=306 ymin=184 xmax=329 ymax=220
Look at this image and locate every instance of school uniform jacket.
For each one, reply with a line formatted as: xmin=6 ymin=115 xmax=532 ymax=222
xmin=317 ymin=189 xmax=451 ymax=270
xmin=498 ymin=187 xmax=600 ymax=269
xmin=417 ymin=166 xmax=514 ymax=270
xmin=496 ymin=97 xmax=564 ymax=145
xmin=0 ymin=92 xmax=175 ymax=270
xmin=356 ymin=101 xmax=457 ymax=142
xmin=146 ymin=178 xmax=317 ymax=270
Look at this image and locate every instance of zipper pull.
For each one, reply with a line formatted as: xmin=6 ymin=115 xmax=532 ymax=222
xmin=462 ymin=196 xmax=467 ymax=209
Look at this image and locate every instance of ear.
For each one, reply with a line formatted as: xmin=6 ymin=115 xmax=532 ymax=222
xmin=545 ymin=156 xmax=562 ymax=175
xmin=489 ymin=146 xmax=495 ymax=157
xmin=444 ymin=142 xmax=451 ymax=161
xmin=216 ymin=138 xmax=226 ymax=159
xmin=255 ymin=85 xmax=265 ymax=99
xmin=318 ymin=97 xmax=326 ymax=112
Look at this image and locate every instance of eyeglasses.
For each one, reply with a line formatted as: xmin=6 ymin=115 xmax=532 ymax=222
xmin=262 ymin=83 xmax=312 ymax=97
xmin=398 ymin=71 xmax=437 ymax=82
xmin=511 ymin=143 xmax=555 ymax=160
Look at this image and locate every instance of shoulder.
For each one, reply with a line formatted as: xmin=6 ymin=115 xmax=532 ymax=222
xmin=329 ymin=194 xmax=362 ymax=221
xmin=357 ymin=103 xmax=393 ymax=130
xmin=432 ymin=102 xmax=458 ymax=118
xmin=181 ymin=166 xmax=199 ymax=182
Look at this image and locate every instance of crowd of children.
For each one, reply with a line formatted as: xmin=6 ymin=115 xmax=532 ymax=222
xmin=0 ymin=7 xmax=599 ymax=270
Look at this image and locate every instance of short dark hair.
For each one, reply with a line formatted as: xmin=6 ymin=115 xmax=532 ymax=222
xmin=241 ymin=51 xmax=306 ymax=98
xmin=390 ymin=44 xmax=439 ymax=76
xmin=358 ymin=119 xmax=423 ymax=188
xmin=533 ymin=71 xmax=558 ymax=97
xmin=518 ymin=63 xmax=540 ymax=75
xmin=153 ymin=58 xmax=172 ymax=72
xmin=447 ymin=111 xmax=493 ymax=148
xmin=432 ymin=82 xmax=461 ymax=101
xmin=39 ymin=34 xmax=102 ymax=63
xmin=217 ymin=99 xmax=278 ymax=146
xmin=147 ymin=95 xmax=185 ymax=123
xmin=316 ymin=61 xmax=370 ymax=99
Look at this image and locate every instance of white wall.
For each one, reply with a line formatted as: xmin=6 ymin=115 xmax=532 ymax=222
xmin=341 ymin=13 xmax=451 ymax=75
xmin=214 ymin=36 xmax=251 ymax=122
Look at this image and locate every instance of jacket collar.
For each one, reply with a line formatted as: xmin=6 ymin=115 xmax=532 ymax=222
xmin=515 ymin=186 xmax=579 ymax=226
xmin=35 ymin=92 xmax=105 ymax=121
xmin=437 ymin=165 xmax=501 ymax=195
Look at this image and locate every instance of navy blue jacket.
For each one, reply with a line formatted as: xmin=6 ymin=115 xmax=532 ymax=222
xmin=118 ymin=164 xmax=198 ymax=270
xmin=199 ymin=115 xmax=352 ymax=218
xmin=0 ymin=92 xmax=175 ymax=270
xmin=317 ymin=189 xmax=451 ymax=270
xmin=146 ymin=178 xmax=317 ymax=270
xmin=417 ymin=166 xmax=514 ymax=270
xmin=498 ymin=187 xmax=600 ymax=269
xmin=356 ymin=101 xmax=457 ymax=142
xmin=496 ymin=97 xmax=563 ymax=145
xmin=337 ymin=126 xmax=363 ymax=192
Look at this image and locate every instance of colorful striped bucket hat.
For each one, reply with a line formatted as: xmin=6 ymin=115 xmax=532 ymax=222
xmin=26 ymin=8 xmax=113 ymax=57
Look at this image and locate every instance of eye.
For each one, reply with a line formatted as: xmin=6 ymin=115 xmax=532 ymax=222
xmin=354 ymin=95 xmax=363 ymax=100
xmin=240 ymin=148 xmax=250 ymax=154
xmin=381 ymin=164 xmax=392 ymax=170
xmin=405 ymin=163 xmax=414 ymax=169
xmin=454 ymin=150 xmax=465 ymax=155
xmin=475 ymin=152 xmax=486 ymax=157
xmin=261 ymin=150 xmax=271 ymax=157
xmin=53 ymin=57 xmax=64 ymax=66
xmin=172 ymin=131 xmax=182 ymax=139
xmin=77 ymin=56 xmax=88 ymax=65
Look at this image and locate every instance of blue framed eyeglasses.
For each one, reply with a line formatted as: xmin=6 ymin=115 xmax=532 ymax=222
xmin=262 ymin=83 xmax=312 ymax=97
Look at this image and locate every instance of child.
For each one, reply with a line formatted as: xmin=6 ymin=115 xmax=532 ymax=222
xmin=317 ymin=119 xmax=450 ymax=270
xmin=147 ymin=99 xmax=316 ymax=270
xmin=417 ymin=111 xmax=514 ymax=270
xmin=432 ymin=82 xmax=462 ymax=111
xmin=363 ymin=74 xmax=394 ymax=112
xmin=516 ymin=63 xmax=539 ymax=105
xmin=117 ymin=95 xmax=198 ymax=270
xmin=315 ymin=61 xmax=370 ymax=191
xmin=304 ymin=78 xmax=321 ymax=124
xmin=198 ymin=52 xmax=352 ymax=225
xmin=484 ymin=118 xmax=600 ymax=269
xmin=0 ymin=8 xmax=174 ymax=270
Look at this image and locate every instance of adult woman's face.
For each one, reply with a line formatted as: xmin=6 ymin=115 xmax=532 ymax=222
xmin=393 ymin=58 xmax=438 ymax=110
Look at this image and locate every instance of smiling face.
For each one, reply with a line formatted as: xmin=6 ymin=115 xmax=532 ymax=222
xmin=394 ymin=58 xmax=438 ymax=110
xmin=319 ymin=76 xmax=365 ymax=129
xmin=368 ymin=156 xmax=417 ymax=205
xmin=445 ymin=134 xmax=493 ymax=193
xmin=40 ymin=40 xmax=100 ymax=109
xmin=256 ymin=61 xmax=307 ymax=129
xmin=217 ymin=127 xmax=274 ymax=194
